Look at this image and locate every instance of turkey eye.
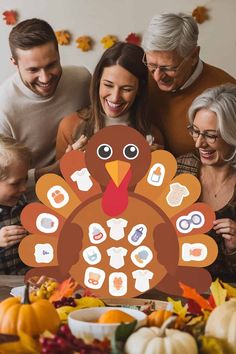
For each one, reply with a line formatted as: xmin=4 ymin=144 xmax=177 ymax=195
xmin=123 ymin=144 xmax=139 ymax=160
xmin=97 ymin=144 xmax=113 ymax=160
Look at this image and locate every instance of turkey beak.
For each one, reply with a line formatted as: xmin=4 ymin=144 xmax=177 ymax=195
xmin=105 ymin=160 xmax=131 ymax=187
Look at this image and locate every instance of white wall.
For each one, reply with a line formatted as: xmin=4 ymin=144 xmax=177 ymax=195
xmin=0 ymin=0 xmax=235 ymax=83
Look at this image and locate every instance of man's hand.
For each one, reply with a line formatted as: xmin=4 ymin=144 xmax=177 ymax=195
xmin=0 ymin=225 xmax=27 ymax=247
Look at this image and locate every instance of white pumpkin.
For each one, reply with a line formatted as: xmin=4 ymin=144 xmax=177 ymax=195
xmin=125 ymin=326 xmax=198 ymax=354
xmin=205 ymin=298 xmax=236 ymax=347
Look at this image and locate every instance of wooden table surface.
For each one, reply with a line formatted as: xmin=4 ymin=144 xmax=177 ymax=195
xmin=0 ymin=275 xmax=24 ymax=301
xmin=0 ymin=275 xmax=181 ymax=302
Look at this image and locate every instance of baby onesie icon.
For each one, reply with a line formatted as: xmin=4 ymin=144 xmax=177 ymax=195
xmin=128 ymin=224 xmax=147 ymax=246
xmin=107 ymin=247 xmax=127 ymax=269
xmin=34 ymin=243 xmax=54 ymax=263
xmin=88 ymin=223 xmax=107 ymax=244
xmin=47 ymin=185 xmax=69 ymax=208
xmin=109 ymin=272 xmax=127 ymax=296
xmin=147 ymin=163 xmax=165 ymax=186
xmin=132 ymin=270 xmax=153 ymax=292
xmin=70 ymin=168 xmax=93 ymax=191
xmin=84 ymin=267 xmax=105 ymax=289
xmin=36 ymin=213 xmax=59 ymax=233
xmin=106 ymin=218 xmax=128 ymax=241
xmin=83 ymin=246 xmax=101 ymax=265
xmin=166 ymin=182 xmax=189 ymax=207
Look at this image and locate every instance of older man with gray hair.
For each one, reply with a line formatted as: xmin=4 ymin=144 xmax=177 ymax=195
xmin=142 ymin=13 xmax=236 ymax=156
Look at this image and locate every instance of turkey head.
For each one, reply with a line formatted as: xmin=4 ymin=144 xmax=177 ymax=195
xmin=85 ymin=126 xmax=151 ymax=216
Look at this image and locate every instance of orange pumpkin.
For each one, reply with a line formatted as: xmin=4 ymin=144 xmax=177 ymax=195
xmin=148 ymin=309 xmax=173 ymax=327
xmin=0 ymin=284 xmax=60 ymax=337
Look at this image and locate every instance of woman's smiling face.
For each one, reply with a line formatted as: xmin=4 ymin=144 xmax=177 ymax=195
xmin=99 ymin=64 xmax=139 ymax=118
xmin=193 ymin=108 xmax=233 ymax=166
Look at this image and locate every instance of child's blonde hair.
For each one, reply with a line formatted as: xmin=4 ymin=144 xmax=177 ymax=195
xmin=0 ymin=135 xmax=31 ymax=180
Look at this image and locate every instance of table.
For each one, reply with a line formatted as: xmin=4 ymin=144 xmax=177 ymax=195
xmin=0 ymin=275 xmax=24 ymax=301
xmin=0 ymin=275 xmax=180 ymax=302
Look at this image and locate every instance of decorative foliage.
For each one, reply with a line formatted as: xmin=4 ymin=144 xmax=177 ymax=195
xmin=192 ymin=6 xmax=209 ymax=24
xmin=76 ymin=36 xmax=92 ymax=51
xmin=125 ymin=33 xmax=141 ymax=46
xmin=100 ymin=35 xmax=118 ymax=49
xmin=55 ymin=30 xmax=71 ymax=45
xmin=2 ymin=10 xmax=17 ymax=25
xmin=49 ymin=277 xmax=78 ymax=302
xmin=179 ymin=282 xmax=213 ymax=311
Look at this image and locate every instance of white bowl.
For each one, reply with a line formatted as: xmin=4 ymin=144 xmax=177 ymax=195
xmin=68 ymin=306 xmax=147 ymax=341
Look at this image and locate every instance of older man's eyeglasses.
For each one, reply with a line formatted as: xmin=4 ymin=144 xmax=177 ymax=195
xmin=142 ymin=54 xmax=186 ymax=74
xmin=187 ymin=125 xmax=219 ymax=144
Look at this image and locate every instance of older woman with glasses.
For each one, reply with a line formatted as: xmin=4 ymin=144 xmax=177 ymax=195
xmin=142 ymin=12 xmax=236 ymax=157
xmin=177 ymin=83 xmax=236 ymax=282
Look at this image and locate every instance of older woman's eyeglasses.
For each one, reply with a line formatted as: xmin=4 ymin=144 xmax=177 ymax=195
xmin=187 ymin=125 xmax=219 ymax=144
xmin=142 ymin=54 xmax=186 ymax=74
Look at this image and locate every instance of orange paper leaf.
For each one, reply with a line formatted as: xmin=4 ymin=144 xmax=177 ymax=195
xmin=76 ymin=36 xmax=92 ymax=51
xmin=192 ymin=6 xmax=209 ymax=24
xmin=55 ymin=31 xmax=71 ymax=45
xmin=179 ymin=282 xmax=212 ymax=311
xmin=49 ymin=277 xmax=78 ymax=302
xmin=2 ymin=10 xmax=17 ymax=25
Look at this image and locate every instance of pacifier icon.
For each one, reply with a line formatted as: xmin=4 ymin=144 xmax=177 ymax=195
xmin=176 ymin=211 xmax=205 ymax=234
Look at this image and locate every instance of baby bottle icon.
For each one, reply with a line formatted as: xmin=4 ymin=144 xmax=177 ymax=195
xmin=131 ymin=227 xmax=144 ymax=242
xmin=147 ymin=163 xmax=165 ymax=186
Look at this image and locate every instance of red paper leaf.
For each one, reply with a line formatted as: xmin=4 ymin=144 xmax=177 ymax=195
xmin=2 ymin=10 xmax=17 ymax=25
xmin=125 ymin=33 xmax=141 ymax=46
xmin=208 ymin=293 xmax=216 ymax=309
xmin=187 ymin=299 xmax=202 ymax=315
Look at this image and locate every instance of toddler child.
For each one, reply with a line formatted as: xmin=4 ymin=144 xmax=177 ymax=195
xmin=0 ymin=135 xmax=31 ymax=274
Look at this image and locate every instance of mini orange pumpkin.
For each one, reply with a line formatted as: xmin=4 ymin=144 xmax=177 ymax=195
xmin=148 ymin=309 xmax=173 ymax=327
xmin=0 ymin=284 xmax=60 ymax=337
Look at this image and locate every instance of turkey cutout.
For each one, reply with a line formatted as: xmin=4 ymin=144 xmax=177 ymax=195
xmin=19 ymin=126 xmax=218 ymax=297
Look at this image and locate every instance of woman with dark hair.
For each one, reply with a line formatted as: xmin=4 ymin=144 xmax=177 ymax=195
xmin=56 ymin=42 xmax=163 ymax=159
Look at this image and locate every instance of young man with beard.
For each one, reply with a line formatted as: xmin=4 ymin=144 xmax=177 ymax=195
xmin=0 ymin=18 xmax=91 ymax=200
xmin=142 ymin=13 xmax=236 ymax=157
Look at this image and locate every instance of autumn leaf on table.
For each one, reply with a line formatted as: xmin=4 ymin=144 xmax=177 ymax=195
xmin=210 ymin=278 xmax=227 ymax=306
xmin=100 ymin=35 xmax=118 ymax=49
xmin=192 ymin=6 xmax=209 ymax=24
xmin=55 ymin=31 xmax=71 ymax=45
xmin=220 ymin=280 xmax=236 ymax=298
xmin=167 ymin=297 xmax=188 ymax=318
xmin=0 ymin=331 xmax=40 ymax=354
xmin=180 ymin=282 xmax=213 ymax=311
xmin=76 ymin=36 xmax=92 ymax=51
xmin=2 ymin=10 xmax=17 ymax=25
xmin=125 ymin=33 xmax=141 ymax=46
xmin=49 ymin=277 xmax=78 ymax=302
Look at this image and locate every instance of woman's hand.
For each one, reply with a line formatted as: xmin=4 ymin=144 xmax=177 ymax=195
xmin=0 ymin=225 xmax=27 ymax=247
xmin=150 ymin=143 xmax=164 ymax=152
xmin=213 ymin=218 xmax=236 ymax=252
xmin=66 ymin=134 xmax=88 ymax=153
